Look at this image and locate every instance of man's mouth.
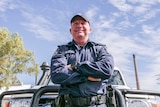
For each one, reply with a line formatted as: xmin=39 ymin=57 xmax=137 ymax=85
xmin=76 ymin=30 xmax=84 ymax=33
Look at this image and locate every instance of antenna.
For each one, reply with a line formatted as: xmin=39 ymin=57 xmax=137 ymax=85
xmin=133 ymin=54 xmax=140 ymax=90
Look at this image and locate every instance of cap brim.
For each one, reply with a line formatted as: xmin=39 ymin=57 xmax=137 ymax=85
xmin=71 ymin=14 xmax=89 ymax=23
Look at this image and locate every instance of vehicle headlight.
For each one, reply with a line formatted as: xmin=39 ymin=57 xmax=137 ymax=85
xmin=127 ymin=99 xmax=153 ymax=107
xmin=9 ymin=98 xmax=31 ymax=107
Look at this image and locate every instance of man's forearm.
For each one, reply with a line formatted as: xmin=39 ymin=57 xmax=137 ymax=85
xmin=66 ymin=64 xmax=101 ymax=82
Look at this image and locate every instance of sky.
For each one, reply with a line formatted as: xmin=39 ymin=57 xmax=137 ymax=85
xmin=0 ymin=0 xmax=160 ymax=91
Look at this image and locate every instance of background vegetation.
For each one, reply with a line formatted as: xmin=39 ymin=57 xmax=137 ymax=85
xmin=0 ymin=28 xmax=38 ymax=89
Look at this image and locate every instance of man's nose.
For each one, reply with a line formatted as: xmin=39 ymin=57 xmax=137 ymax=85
xmin=77 ymin=23 xmax=83 ymax=27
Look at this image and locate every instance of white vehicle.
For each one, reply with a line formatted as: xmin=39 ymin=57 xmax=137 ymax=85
xmin=0 ymin=62 xmax=160 ymax=107
xmin=0 ymin=85 xmax=32 ymax=95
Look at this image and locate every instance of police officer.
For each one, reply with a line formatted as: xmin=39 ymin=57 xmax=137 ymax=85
xmin=50 ymin=13 xmax=114 ymax=107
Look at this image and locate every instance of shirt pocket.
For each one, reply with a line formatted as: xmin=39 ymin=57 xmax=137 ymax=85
xmin=65 ymin=50 xmax=76 ymax=65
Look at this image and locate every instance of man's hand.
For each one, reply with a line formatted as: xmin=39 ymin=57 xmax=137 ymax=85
xmin=88 ymin=76 xmax=101 ymax=81
xmin=66 ymin=64 xmax=72 ymax=70
xmin=66 ymin=64 xmax=78 ymax=71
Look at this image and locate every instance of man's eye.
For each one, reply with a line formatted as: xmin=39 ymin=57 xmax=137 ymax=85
xmin=74 ymin=23 xmax=78 ymax=25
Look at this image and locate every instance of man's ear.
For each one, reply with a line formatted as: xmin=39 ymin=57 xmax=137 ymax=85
xmin=89 ymin=28 xmax=92 ymax=34
xmin=69 ymin=28 xmax=71 ymax=33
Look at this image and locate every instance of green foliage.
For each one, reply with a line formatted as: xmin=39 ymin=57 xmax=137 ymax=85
xmin=0 ymin=28 xmax=39 ymax=88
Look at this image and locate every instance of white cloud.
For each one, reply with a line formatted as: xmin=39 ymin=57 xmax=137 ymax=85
xmin=0 ymin=0 xmax=7 ymax=12
xmin=14 ymin=1 xmax=70 ymax=43
xmin=0 ymin=0 xmax=10 ymax=12
xmin=108 ymin=0 xmax=133 ymax=12
xmin=0 ymin=0 xmax=18 ymax=21
xmin=108 ymin=0 xmax=160 ymax=24
xmin=135 ymin=7 xmax=158 ymax=23
xmin=85 ymin=6 xmax=99 ymax=21
xmin=87 ymin=3 xmax=160 ymax=90
xmin=132 ymin=1 xmax=160 ymax=23
xmin=21 ymin=11 xmax=57 ymax=41
xmin=134 ymin=4 xmax=149 ymax=15
xmin=141 ymin=25 xmax=160 ymax=49
xmin=0 ymin=0 xmax=18 ymax=12
xmin=141 ymin=24 xmax=160 ymax=75
xmin=128 ymin=0 xmax=160 ymax=5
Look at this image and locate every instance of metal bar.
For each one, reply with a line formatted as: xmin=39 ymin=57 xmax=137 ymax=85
xmin=0 ymin=89 xmax=37 ymax=107
xmin=30 ymin=85 xmax=59 ymax=107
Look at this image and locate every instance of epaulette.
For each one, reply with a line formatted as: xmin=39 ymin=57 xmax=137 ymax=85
xmin=89 ymin=41 xmax=106 ymax=46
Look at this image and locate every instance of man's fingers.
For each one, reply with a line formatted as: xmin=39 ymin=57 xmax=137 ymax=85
xmin=88 ymin=76 xmax=101 ymax=81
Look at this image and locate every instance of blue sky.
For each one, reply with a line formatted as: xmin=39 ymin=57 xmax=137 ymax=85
xmin=0 ymin=0 xmax=160 ymax=91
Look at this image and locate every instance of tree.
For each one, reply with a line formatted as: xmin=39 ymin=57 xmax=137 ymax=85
xmin=0 ymin=28 xmax=39 ymax=89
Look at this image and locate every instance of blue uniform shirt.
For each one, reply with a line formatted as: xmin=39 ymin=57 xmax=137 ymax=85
xmin=50 ymin=40 xmax=114 ymax=97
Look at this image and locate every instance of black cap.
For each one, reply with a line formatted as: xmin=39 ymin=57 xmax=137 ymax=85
xmin=70 ymin=13 xmax=89 ymax=24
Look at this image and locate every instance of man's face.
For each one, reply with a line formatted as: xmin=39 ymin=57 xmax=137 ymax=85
xmin=70 ymin=17 xmax=91 ymax=46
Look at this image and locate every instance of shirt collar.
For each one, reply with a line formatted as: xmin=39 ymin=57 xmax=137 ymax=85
xmin=67 ymin=40 xmax=92 ymax=50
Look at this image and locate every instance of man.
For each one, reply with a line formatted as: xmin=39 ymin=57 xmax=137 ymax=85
xmin=50 ymin=13 xmax=114 ymax=107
